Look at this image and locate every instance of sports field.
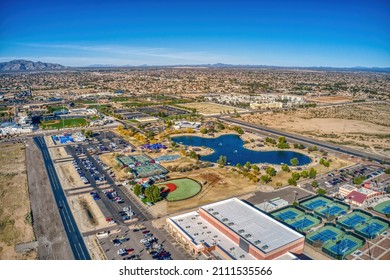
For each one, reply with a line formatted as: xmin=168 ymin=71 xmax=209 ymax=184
xmin=271 ymin=206 xmax=321 ymax=232
xmin=157 ymin=178 xmax=202 ymax=201
xmin=300 ymin=196 xmax=333 ymax=211
xmin=306 ymin=225 xmax=364 ymax=259
xmin=300 ymin=196 xmax=349 ymax=219
xmin=40 ymin=118 xmax=87 ymax=129
xmin=374 ymin=200 xmax=390 ymax=215
xmin=337 ymin=211 xmax=371 ymax=230
xmin=354 ymin=219 xmax=389 ymax=239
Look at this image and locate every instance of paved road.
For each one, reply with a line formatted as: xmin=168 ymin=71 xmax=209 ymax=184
xmin=34 ymin=136 xmax=91 ymax=260
xmin=222 ymin=117 xmax=390 ymax=164
xmin=26 ymin=139 xmax=74 ymax=259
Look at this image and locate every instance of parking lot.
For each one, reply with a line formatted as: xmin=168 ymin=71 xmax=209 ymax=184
xmin=137 ymin=105 xmax=189 ymax=117
xmin=55 ymin=131 xmax=194 ymax=260
xmin=302 ymin=164 xmax=386 ymax=196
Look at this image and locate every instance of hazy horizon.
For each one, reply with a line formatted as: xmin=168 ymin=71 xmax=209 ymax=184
xmin=1 ymin=0 xmax=389 ymax=67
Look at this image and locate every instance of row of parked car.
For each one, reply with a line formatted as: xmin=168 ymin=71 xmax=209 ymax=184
xmin=72 ymin=159 xmax=89 ymax=184
xmin=103 ymin=188 xmax=124 ymax=203
xmin=81 ymin=158 xmax=105 ymax=182
xmin=140 ymin=232 xmax=172 ymax=260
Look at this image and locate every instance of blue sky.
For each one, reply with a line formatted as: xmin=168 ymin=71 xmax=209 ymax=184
xmin=0 ymin=0 xmax=389 ymax=67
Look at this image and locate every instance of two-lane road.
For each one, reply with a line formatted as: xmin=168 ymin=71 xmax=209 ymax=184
xmin=34 ymin=136 xmax=91 ymax=260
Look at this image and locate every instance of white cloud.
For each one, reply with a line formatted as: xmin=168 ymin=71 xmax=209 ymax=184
xmin=17 ymin=43 xmax=240 ymax=66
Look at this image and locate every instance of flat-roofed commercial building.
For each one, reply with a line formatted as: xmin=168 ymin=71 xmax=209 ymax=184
xmin=167 ymin=198 xmax=304 ymax=260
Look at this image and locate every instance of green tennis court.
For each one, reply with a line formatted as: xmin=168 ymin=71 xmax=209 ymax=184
xmin=354 ymin=219 xmax=389 ymax=239
xmin=157 ymin=178 xmax=202 ymax=201
xmin=300 ymin=196 xmax=333 ymax=211
xmin=374 ymin=200 xmax=390 ymax=215
xmin=323 ymin=234 xmax=364 ymax=259
xmin=337 ymin=211 xmax=371 ymax=229
xmin=271 ymin=206 xmax=321 ymax=232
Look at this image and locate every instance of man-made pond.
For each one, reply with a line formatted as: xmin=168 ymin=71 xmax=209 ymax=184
xmin=171 ymin=134 xmax=311 ymax=166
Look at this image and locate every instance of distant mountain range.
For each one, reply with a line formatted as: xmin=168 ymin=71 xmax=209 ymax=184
xmin=0 ymin=60 xmax=67 ymax=71
xmin=1 ymin=60 xmax=389 ymax=73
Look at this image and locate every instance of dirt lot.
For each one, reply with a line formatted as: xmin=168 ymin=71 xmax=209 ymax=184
xmin=48 ymin=146 xmax=69 ymax=160
xmin=240 ymin=103 xmax=390 ymax=157
xmin=0 ymin=143 xmax=36 ymax=260
xmin=67 ymin=194 xmax=107 ymax=233
xmin=183 ymin=102 xmax=248 ymax=115
xmin=306 ymin=96 xmax=353 ymax=104
xmin=56 ymin=162 xmax=85 ymax=189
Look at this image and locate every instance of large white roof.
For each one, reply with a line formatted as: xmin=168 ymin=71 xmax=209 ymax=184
xmin=200 ymin=198 xmax=303 ymax=253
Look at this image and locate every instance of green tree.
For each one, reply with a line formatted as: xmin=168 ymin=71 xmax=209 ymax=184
xmin=84 ymin=130 xmax=93 ymax=138
xmin=260 ymin=175 xmax=271 ymax=183
xmin=301 ymin=170 xmax=309 ymax=178
xmin=217 ymin=155 xmax=227 ymax=167
xmin=266 ymin=166 xmax=277 ymax=176
xmin=291 ymin=172 xmax=301 ymax=181
xmin=281 ymin=164 xmax=290 ymax=172
xmin=290 ymin=157 xmax=299 ymax=166
xmin=288 ymin=178 xmax=297 ymax=186
xmin=308 ymin=168 xmax=317 ymax=179
xmin=133 ymin=184 xmax=142 ymax=197
xmin=189 ymin=150 xmax=199 ymax=160
xmin=144 ymin=185 xmax=162 ymax=203
xmin=353 ymin=176 xmax=365 ymax=185
xmin=311 ymin=180 xmax=319 ymax=188
xmin=236 ymin=163 xmax=242 ymax=169
xmin=252 ymin=165 xmax=260 ymax=172
xmin=385 ymin=168 xmax=390 ymax=174
xmin=313 ymin=145 xmax=318 ymax=151
xmin=317 ymin=188 xmax=327 ymax=195
xmin=200 ymin=127 xmax=208 ymax=134
xmin=244 ymin=161 xmax=252 ymax=170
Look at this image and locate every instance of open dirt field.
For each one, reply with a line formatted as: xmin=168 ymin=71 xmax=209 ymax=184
xmin=56 ymin=162 xmax=85 ymax=189
xmin=0 ymin=144 xmax=36 ymax=260
xmin=48 ymin=146 xmax=69 ymax=160
xmin=183 ymin=102 xmax=248 ymax=115
xmin=240 ymin=103 xmax=390 ymax=157
xmin=306 ymin=96 xmax=353 ymax=104
xmin=67 ymin=194 xmax=107 ymax=233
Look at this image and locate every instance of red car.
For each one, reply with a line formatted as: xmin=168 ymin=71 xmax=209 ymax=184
xmin=142 ymin=230 xmax=150 ymax=234
xmin=126 ymin=248 xmax=134 ymax=253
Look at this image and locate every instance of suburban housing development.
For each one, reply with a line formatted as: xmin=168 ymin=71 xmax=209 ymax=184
xmin=0 ymin=66 xmax=389 ymax=262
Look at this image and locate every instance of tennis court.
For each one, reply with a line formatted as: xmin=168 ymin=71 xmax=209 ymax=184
xmin=309 ymin=229 xmax=339 ymax=243
xmin=314 ymin=201 xmax=349 ymax=219
xmin=290 ymin=216 xmax=318 ymax=232
xmin=277 ymin=210 xmax=299 ymax=221
xmin=373 ymin=200 xmax=390 ymax=215
xmin=307 ymin=225 xmax=365 ymax=259
xmin=338 ymin=211 xmax=371 ymax=229
xmin=355 ymin=219 xmax=389 ymax=238
xmin=300 ymin=196 xmax=333 ymax=211
xmin=271 ymin=206 xmax=320 ymax=232
xmin=325 ymin=235 xmax=364 ymax=258
xmin=319 ymin=205 xmax=344 ymax=216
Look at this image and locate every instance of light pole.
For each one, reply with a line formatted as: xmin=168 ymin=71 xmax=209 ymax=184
xmin=293 ymin=191 xmax=298 ymax=204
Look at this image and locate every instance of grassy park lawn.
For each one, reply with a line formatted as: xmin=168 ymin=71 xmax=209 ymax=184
xmin=158 ymin=178 xmax=202 ymax=201
xmin=40 ymin=118 xmax=87 ymax=129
